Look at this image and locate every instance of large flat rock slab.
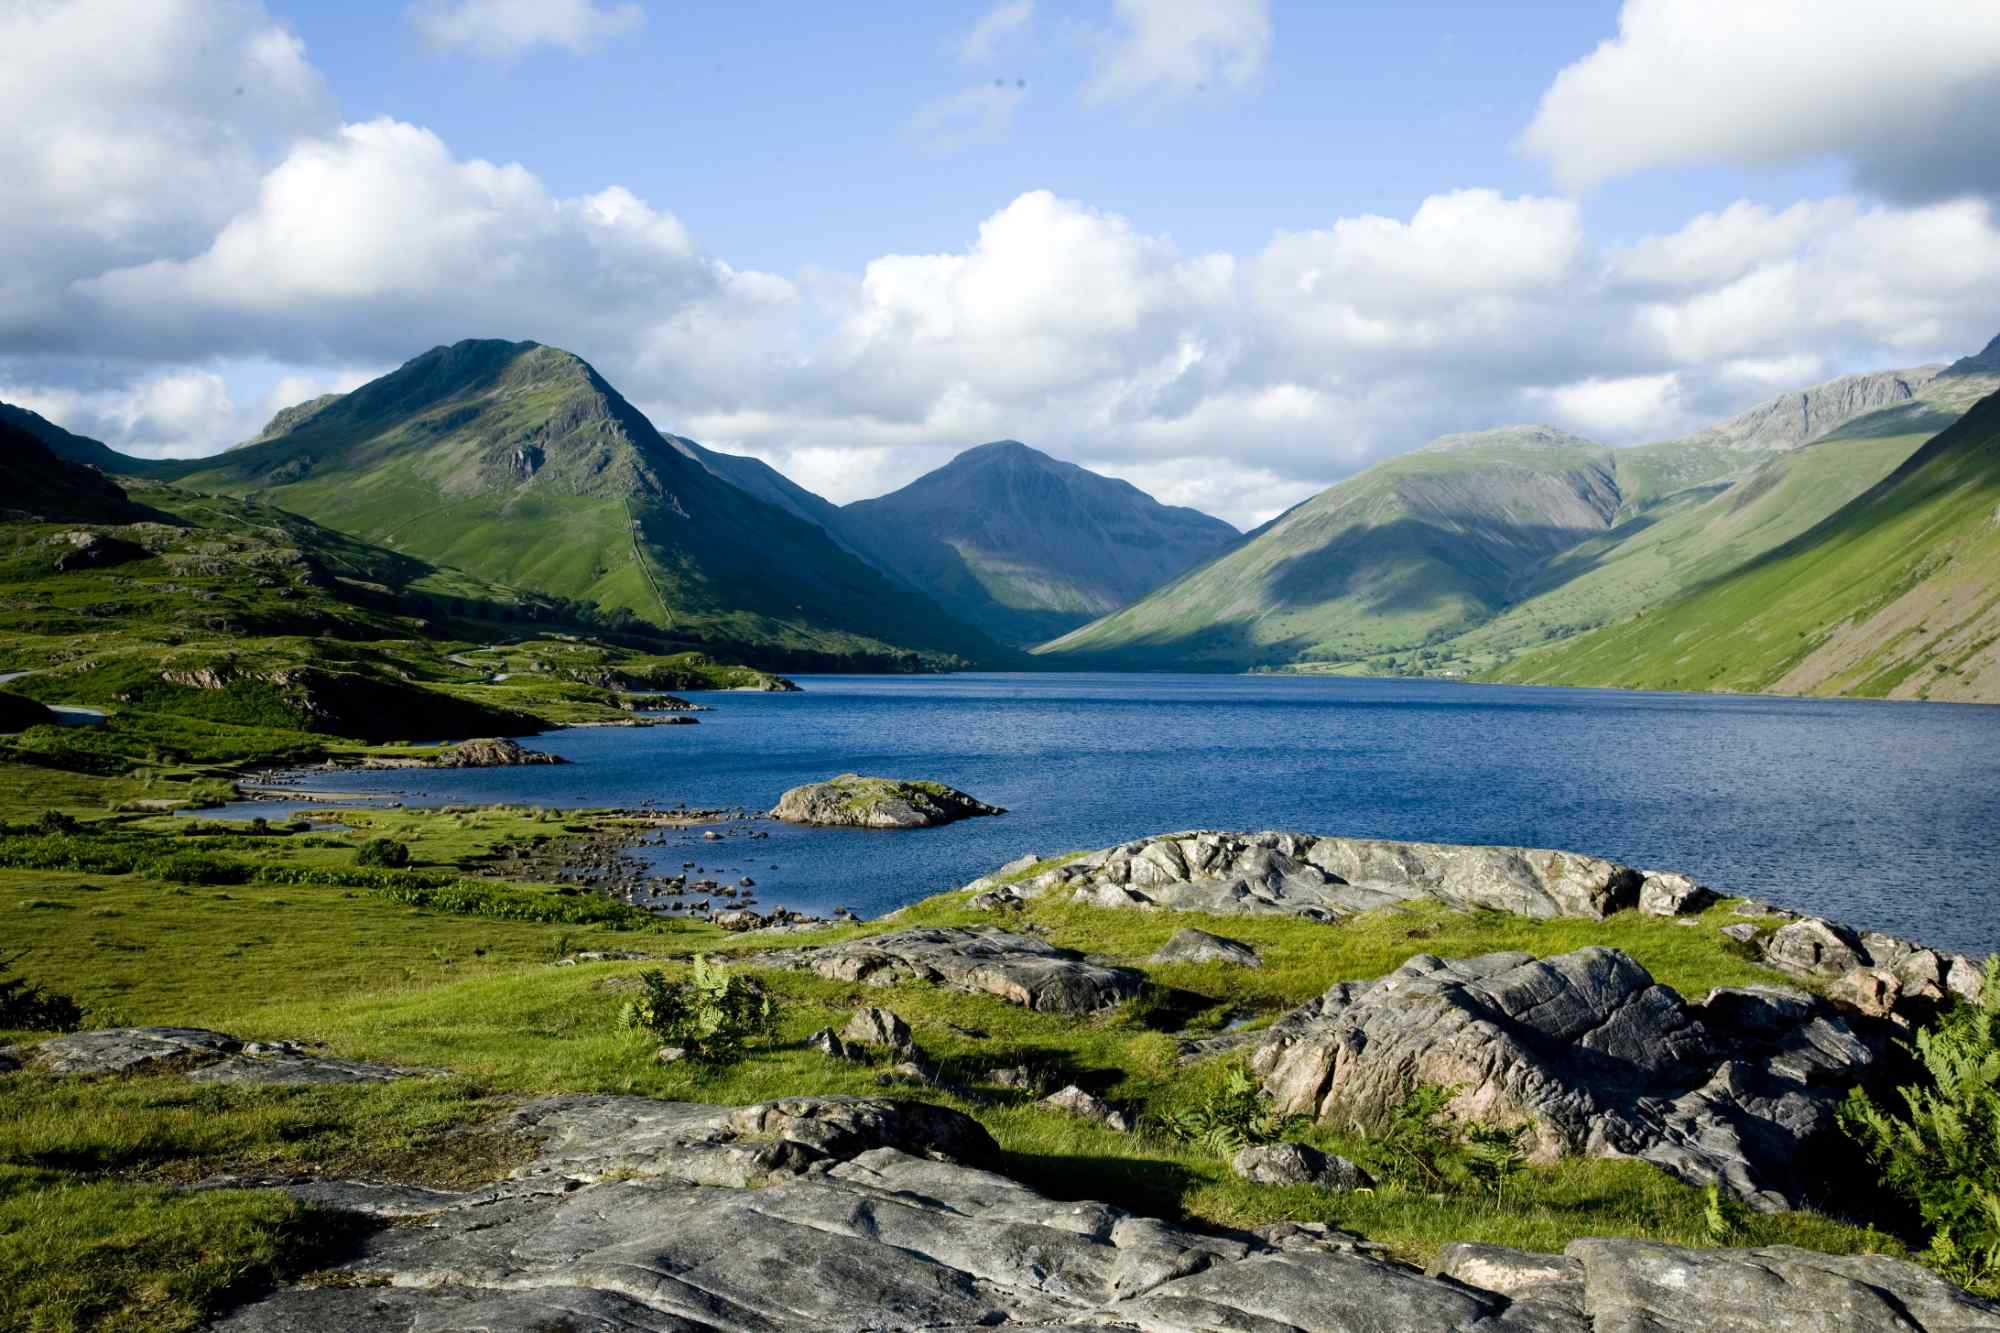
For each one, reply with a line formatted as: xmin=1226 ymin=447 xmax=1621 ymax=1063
xmin=1249 ymin=948 xmax=1878 ymax=1209
xmin=1444 ymin=1239 xmax=2000 ymax=1333
xmin=771 ymin=774 xmax=1004 ymax=828
xmin=977 ymin=829 xmax=1644 ymax=920
xmin=211 ymin=1091 xmax=1996 ymax=1332
xmin=29 ymin=1027 xmax=435 ymax=1085
xmin=754 ymin=925 xmax=1145 ymax=1015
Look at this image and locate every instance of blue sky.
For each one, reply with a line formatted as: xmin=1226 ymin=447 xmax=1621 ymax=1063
xmin=3 ymin=0 xmax=1997 ymax=525
xmin=293 ymin=1 xmax=1839 ymax=272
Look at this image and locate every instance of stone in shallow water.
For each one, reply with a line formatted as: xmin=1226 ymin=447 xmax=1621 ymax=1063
xmin=770 ymin=774 xmax=1004 ymax=828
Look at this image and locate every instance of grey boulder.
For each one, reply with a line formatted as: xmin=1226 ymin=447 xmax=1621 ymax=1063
xmin=981 ymin=829 xmax=1643 ymax=920
xmin=1248 ymin=947 xmax=1877 ymax=1209
xmin=754 ymin=926 xmax=1144 ymax=1016
xmin=1231 ymin=1141 xmax=1372 ymax=1190
xmin=29 ymin=1027 xmax=432 ymax=1085
xmin=1150 ymin=927 xmax=1261 ymax=967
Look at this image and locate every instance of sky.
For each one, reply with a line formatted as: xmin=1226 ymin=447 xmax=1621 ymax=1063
xmin=4 ymin=0 xmax=1999 ymax=528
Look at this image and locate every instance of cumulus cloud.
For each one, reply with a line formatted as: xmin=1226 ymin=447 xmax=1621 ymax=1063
xmin=1084 ymin=0 xmax=1272 ymax=103
xmin=961 ymin=0 xmax=1033 ymax=62
xmin=407 ymin=0 xmax=643 ymax=60
xmin=0 ymin=363 xmax=379 ymax=459
xmin=10 ymin=0 xmax=2000 ymax=529
xmin=0 ymin=0 xmax=331 ymax=345
xmin=72 ymin=118 xmax=786 ymax=368
xmin=1521 ymin=0 xmax=2000 ymax=201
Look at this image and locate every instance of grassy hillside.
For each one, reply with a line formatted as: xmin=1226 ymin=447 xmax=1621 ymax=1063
xmin=1490 ymin=387 xmax=2000 ymax=702
xmin=0 ymin=444 xmax=806 ymax=796
xmin=1036 ymin=428 xmax=1621 ymax=669
xmin=1041 ymin=354 xmax=2000 ymax=677
xmin=155 ymin=341 xmax=1005 ymax=670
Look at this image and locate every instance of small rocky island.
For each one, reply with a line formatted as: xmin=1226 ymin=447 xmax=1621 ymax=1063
xmin=771 ymin=774 xmax=1004 ymax=828
xmin=431 ymin=737 xmax=566 ymax=768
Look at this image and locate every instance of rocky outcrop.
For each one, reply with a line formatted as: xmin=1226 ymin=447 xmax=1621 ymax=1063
xmin=772 ymin=774 xmax=1003 ymax=828
xmin=29 ymin=1027 xmax=434 ymax=1085
xmin=1151 ymin=927 xmax=1261 ymax=967
xmin=754 ymin=926 xmax=1144 ymax=1016
xmin=1753 ymin=917 xmax=1987 ymax=1024
xmin=1248 ymin=949 xmax=1878 ymax=1209
xmin=1638 ymin=869 xmax=1718 ymax=916
xmin=432 ymin=736 xmax=566 ymax=768
xmin=1439 ymin=1238 xmax=2000 ymax=1333
xmin=213 ymin=1091 xmax=1997 ymax=1332
xmin=1041 ymin=1083 xmax=1132 ymax=1132
xmin=971 ymin=830 xmax=1641 ymax=920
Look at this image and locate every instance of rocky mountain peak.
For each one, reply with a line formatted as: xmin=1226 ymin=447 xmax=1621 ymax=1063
xmin=1943 ymin=332 xmax=2000 ymax=378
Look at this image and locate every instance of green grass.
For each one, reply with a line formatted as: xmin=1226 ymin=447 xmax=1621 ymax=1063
xmin=0 ymin=812 xmax=1908 ymax=1330
xmin=1491 ymin=390 xmax=2000 ymax=702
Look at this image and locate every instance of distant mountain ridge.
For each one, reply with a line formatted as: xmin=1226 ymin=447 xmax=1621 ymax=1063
xmin=1493 ymin=385 xmax=2000 ymax=702
xmin=153 ymin=340 xmax=1009 ymax=670
xmin=837 ymin=440 xmax=1241 ymax=649
xmin=1039 ymin=340 xmax=2000 ymax=679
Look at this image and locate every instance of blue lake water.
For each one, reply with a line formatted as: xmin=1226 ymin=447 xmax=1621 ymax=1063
xmin=224 ymin=673 xmax=2000 ymax=956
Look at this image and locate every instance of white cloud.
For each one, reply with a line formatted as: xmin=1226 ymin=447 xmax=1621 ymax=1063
xmin=961 ymin=1 xmax=1033 ymax=62
xmin=1521 ymin=0 xmax=2000 ymax=201
xmin=0 ymin=0 xmax=331 ymax=340
xmin=0 ymin=363 xmax=379 ymax=459
xmin=408 ymin=0 xmax=643 ymax=60
xmin=73 ymin=118 xmax=779 ymax=368
xmin=9 ymin=0 xmax=2000 ymax=531
xmin=909 ymin=83 xmax=1027 ymax=154
xmin=1084 ymin=0 xmax=1272 ymax=103
xmin=1525 ymin=373 xmax=1684 ymax=441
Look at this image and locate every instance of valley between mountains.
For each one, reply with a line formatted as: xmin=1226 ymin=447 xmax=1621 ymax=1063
xmin=14 ymin=330 xmax=1998 ymax=702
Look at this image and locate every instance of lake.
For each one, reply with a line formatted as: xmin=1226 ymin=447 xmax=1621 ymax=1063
xmin=224 ymin=673 xmax=2000 ymax=957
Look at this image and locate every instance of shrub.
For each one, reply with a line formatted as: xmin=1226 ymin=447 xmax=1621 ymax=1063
xmin=1358 ymin=1084 xmax=1529 ymax=1196
xmin=1157 ymin=1063 xmax=1297 ymax=1155
xmin=0 ymin=956 xmax=84 ymax=1032
xmin=138 ymin=852 xmax=253 ymax=886
xmin=617 ymin=956 xmax=777 ymax=1065
xmin=354 ymin=838 xmax=411 ymax=869
xmin=1841 ymin=958 xmax=2000 ymax=1293
xmin=37 ymin=810 xmax=79 ymax=836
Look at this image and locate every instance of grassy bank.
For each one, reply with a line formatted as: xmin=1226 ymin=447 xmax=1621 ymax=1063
xmin=0 ymin=802 xmax=1900 ymax=1331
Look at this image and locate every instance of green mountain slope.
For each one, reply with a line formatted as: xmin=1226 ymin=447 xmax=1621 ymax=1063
xmin=1035 ymin=427 xmax=1619 ymax=668
xmin=840 ymin=441 xmax=1240 ymax=648
xmin=1490 ymin=387 xmax=2000 ymax=702
xmin=1039 ymin=350 xmax=2000 ymax=675
xmin=0 ymin=403 xmax=175 ymax=479
xmin=2 ymin=423 xmax=149 ymax=523
xmin=160 ymin=340 xmax=1005 ymax=670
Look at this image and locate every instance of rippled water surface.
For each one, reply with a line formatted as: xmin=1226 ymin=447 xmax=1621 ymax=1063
xmin=229 ymin=674 xmax=2000 ymax=955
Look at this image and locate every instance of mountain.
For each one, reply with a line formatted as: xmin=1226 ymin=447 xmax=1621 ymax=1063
xmin=158 ymin=340 xmax=1008 ymax=670
xmin=1 ymin=422 xmax=148 ymax=523
xmin=837 ymin=440 xmax=1240 ymax=648
xmin=1039 ymin=348 xmax=2000 ymax=675
xmin=1490 ymin=386 xmax=2000 ymax=703
xmin=0 ymin=402 xmax=173 ymax=478
xmin=1038 ymin=427 xmax=1619 ymax=668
